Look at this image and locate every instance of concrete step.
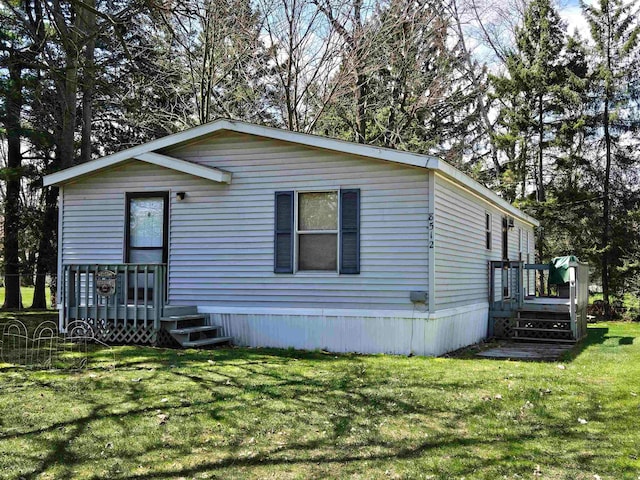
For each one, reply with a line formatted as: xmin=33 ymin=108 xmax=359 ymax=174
xmin=170 ymin=325 xmax=221 ymax=335
xmin=182 ymin=336 xmax=233 ymax=348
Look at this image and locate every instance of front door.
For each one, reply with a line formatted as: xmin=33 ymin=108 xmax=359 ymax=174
xmin=125 ymin=192 xmax=169 ymax=264
xmin=502 ymin=216 xmax=510 ymax=298
xmin=125 ymin=193 xmax=168 ymax=303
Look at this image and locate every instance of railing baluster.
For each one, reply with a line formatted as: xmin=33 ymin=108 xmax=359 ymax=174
xmin=133 ymin=265 xmax=138 ymax=326
xmin=63 ymin=266 xmax=69 ymax=330
xmin=84 ymin=265 xmax=89 ymax=318
xmin=156 ymin=265 xmax=164 ymax=330
xmin=75 ymin=267 xmax=81 ymax=321
xmin=143 ymin=265 xmax=149 ymax=328
xmin=104 ymin=265 xmax=109 ymax=329
xmin=153 ymin=265 xmax=159 ymax=330
xmin=92 ymin=265 xmax=98 ymax=323
xmin=124 ymin=265 xmax=131 ymax=329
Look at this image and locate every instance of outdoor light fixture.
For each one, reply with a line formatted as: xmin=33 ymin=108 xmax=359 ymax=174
xmin=176 ymin=191 xmax=186 ymax=201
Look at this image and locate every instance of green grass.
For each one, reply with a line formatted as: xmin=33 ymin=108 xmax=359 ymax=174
xmin=0 ymin=286 xmax=52 ymax=309
xmin=1 ymin=314 xmax=640 ymax=479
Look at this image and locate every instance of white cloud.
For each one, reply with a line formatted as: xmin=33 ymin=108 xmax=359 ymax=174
xmin=559 ymin=4 xmax=590 ymax=39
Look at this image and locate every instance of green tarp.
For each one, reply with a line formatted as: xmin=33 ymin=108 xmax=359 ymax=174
xmin=548 ymin=255 xmax=578 ymax=285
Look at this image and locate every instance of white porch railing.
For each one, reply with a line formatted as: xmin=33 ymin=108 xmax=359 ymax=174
xmin=61 ymin=264 xmax=167 ymax=331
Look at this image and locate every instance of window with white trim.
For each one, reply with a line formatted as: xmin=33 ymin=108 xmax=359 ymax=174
xmin=297 ymin=191 xmax=338 ymax=271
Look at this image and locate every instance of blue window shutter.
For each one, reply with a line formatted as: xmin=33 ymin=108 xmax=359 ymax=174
xmin=340 ymin=189 xmax=360 ymax=274
xmin=274 ymin=191 xmax=294 ymax=273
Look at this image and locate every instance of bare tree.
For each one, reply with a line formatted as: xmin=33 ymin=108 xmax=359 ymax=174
xmin=156 ymin=0 xmax=272 ymax=126
xmin=312 ymin=0 xmax=379 ymax=142
xmin=259 ymin=0 xmax=346 ymax=132
xmin=450 ymin=0 xmax=501 ymax=178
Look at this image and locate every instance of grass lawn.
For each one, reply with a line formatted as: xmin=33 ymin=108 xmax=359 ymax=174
xmin=1 ymin=314 xmax=639 ymax=479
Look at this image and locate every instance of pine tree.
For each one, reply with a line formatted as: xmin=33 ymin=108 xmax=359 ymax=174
xmin=582 ymin=0 xmax=640 ymax=312
xmin=491 ymin=0 xmax=587 ymax=286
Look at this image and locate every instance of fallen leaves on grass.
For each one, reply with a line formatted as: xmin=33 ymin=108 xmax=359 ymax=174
xmin=156 ymin=411 xmax=169 ymax=425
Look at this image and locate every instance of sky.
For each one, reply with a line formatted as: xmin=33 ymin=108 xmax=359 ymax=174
xmin=559 ymin=0 xmax=591 ymax=36
xmin=466 ymin=0 xmax=596 ymax=70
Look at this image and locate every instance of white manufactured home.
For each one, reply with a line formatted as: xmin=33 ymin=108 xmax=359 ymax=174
xmin=45 ymin=119 xmax=550 ymax=356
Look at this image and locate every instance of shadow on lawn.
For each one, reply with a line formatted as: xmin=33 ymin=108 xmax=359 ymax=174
xmin=3 ymin=334 xmax=636 ymax=479
xmin=563 ymin=325 xmax=635 ymax=361
xmin=0 ymin=345 xmax=473 ymax=477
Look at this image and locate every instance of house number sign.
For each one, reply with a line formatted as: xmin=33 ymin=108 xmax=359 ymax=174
xmin=96 ymin=270 xmax=117 ymax=297
xmin=428 ymin=213 xmax=434 ymax=249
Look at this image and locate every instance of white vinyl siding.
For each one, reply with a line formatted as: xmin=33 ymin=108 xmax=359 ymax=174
xmin=433 ymin=175 xmax=535 ymax=310
xmin=62 ymin=132 xmax=429 ymax=311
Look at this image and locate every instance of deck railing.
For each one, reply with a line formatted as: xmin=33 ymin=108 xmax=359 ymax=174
xmin=488 ymin=260 xmax=525 ymax=313
xmin=572 ymin=260 xmax=589 ymax=340
xmin=489 ymin=259 xmax=589 ymax=341
xmin=61 ymin=264 xmax=167 ymax=331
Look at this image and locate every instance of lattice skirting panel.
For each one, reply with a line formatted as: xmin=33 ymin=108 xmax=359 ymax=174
xmin=493 ymin=317 xmax=514 ymax=339
xmin=517 ymin=319 xmax=571 ymax=331
xmin=84 ymin=320 xmax=159 ymax=345
xmin=515 ymin=327 xmax=573 ymax=340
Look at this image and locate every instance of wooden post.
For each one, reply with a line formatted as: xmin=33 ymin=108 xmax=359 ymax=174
xmin=569 ymin=266 xmax=577 ymax=339
xmin=143 ymin=265 xmax=149 ymax=328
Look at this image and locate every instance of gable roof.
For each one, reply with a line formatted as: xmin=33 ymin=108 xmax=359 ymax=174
xmin=43 ymin=118 xmax=538 ymax=227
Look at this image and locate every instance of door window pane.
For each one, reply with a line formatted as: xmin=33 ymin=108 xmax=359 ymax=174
xmin=299 ymin=192 xmax=337 ymax=231
xmin=130 ymin=198 xmax=164 ymax=247
xmin=129 ymin=249 xmax=164 ymax=264
xmin=299 ymin=234 xmax=337 ymax=271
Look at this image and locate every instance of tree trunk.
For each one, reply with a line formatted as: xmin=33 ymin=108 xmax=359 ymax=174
xmin=59 ymin=54 xmax=79 ymax=170
xmin=602 ymin=97 xmax=612 ymax=315
xmin=352 ymin=0 xmax=366 ymax=144
xmin=536 ymin=94 xmax=545 ymax=296
xmin=3 ymin=52 xmax=24 ymax=309
xmin=32 ymin=189 xmax=58 ymax=309
xmin=80 ymin=0 xmax=96 ymax=164
xmin=537 ymin=93 xmax=545 ymax=203
xmin=451 ymin=0 xmax=501 ymax=178
xmin=354 ymin=71 xmax=367 ymax=143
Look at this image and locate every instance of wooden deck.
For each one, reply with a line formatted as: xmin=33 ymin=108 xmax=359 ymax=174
xmin=477 ymin=342 xmax=574 ymax=361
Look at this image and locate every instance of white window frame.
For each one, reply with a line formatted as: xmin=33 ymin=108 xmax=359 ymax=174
xmin=485 ymin=212 xmax=492 ymax=251
xmin=294 ymin=189 xmax=340 ymax=273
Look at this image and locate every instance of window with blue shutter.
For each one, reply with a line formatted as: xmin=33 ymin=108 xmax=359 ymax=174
xmin=274 ymin=191 xmax=294 ymax=273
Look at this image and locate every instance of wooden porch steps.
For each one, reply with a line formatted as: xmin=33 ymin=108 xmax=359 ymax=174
xmin=510 ymin=336 xmax=576 ymax=344
xmin=160 ymin=307 xmax=231 ymax=348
